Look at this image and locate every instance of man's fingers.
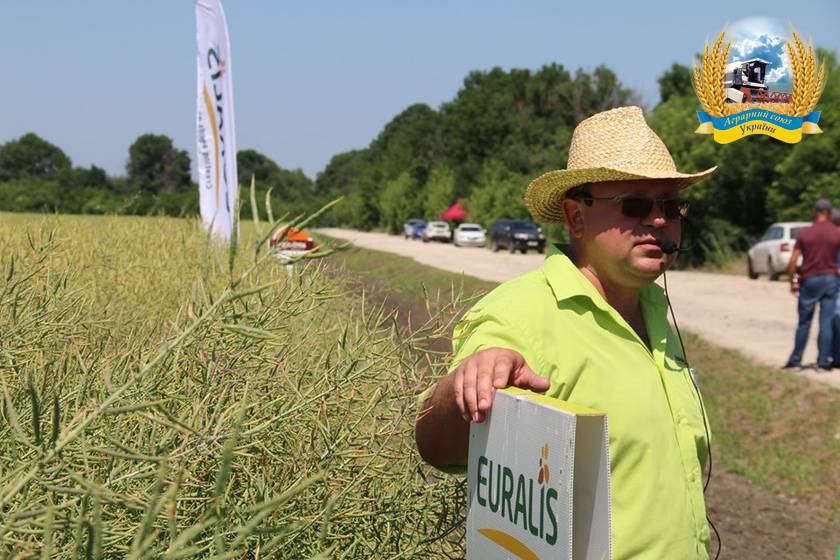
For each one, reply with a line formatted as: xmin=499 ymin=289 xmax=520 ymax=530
xmin=452 ymin=350 xmax=543 ymax=425
xmin=461 ymin=361 xmax=479 ymax=422
xmin=452 ymin=367 xmax=468 ymax=422
xmin=514 ymin=363 xmax=551 ymax=392
xmin=492 ymin=355 xmax=514 ymax=388
xmin=475 ymin=358 xmax=497 ymax=413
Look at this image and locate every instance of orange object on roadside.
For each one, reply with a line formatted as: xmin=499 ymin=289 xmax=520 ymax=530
xmin=270 ymin=226 xmax=315 ymax=251
xmin=270 ymin=226 xmax=309 ymax=244
xmin=284 ymin=227 xmax=310 ymax=241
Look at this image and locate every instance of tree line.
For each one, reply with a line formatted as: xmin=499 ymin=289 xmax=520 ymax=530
xmin=2 ymin=51 xmax=838 ymax=265
xmin=0 ymin=133 xmax=313 ymax=220
xmin=312 ymin=52 xmax=839 ymax=266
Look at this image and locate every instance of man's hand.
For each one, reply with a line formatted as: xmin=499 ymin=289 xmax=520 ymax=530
xmin=415 ymin=347 xmax=549 ymax=467
xmin=787 ymin=247 xmax=801 ymax=294
xmin=453 ymin=348 xmax=549 ymax=423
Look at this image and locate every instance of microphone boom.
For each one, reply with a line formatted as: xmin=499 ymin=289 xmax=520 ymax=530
xmin=661 ymin=241 xmax=680 ymax=254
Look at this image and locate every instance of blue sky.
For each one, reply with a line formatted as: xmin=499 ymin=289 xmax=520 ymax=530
xmin=2 ymin=1 xmax=838 ymax=180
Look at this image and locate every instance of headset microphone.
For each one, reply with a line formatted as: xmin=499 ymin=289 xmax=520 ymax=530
xmin=660 ymin=217 xmax=696 ymax=255
xmin=661 ymin=240 xmax=681 ymax=254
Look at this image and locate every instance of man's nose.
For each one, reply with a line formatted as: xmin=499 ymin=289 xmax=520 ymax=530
xmin=643 ymin=201 xmax=668 ymax=227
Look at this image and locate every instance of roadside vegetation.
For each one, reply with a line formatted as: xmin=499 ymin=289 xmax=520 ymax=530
xmin=0 ymin=210 xmax=465 ymax=558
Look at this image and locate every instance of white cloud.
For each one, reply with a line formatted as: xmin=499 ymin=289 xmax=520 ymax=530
xmin=732 ymin=37 xmax=765 ymax=60
xmin=766 ymin=35 xmax=783 ymax=47
xmin=765 ymin=66 xmax=787 ymax=83
xmin=765 ymin=51 xmax=791 ymax=84
xmin=729 ymin=17 xmax=787 ymax=40
xmin=731 ymin=34 xmax=790 ymax=84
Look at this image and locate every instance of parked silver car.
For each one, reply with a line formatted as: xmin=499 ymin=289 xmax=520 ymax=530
xmin=747 ymin=221 xmax=809 ymax=280
xmin=423 ymin=221 xmax=451 ymax=243
xmin=453 ymin=223 xmax=486 ymax=247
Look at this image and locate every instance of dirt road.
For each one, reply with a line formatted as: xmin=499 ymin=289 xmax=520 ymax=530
xmin=319 ymin=228 xmax=840 ymax=388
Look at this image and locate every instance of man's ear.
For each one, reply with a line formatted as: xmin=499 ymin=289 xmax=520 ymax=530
xmin=563 ymin=199 xmax=584 ymax=238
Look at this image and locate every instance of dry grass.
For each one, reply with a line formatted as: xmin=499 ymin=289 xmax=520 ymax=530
xmin=0 ymin=204 xmax=465 ymax=557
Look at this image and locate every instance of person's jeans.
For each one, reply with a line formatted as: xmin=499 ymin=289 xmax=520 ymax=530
xmin=788 ymin=274 xmax=838 ymax=366
xmin=832 ymin=290 xmax=840 ymax=364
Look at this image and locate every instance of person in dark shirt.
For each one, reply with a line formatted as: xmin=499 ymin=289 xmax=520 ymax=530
xmin=784 ymin=198 xmax=840 ymax=369
xmin=831 ymin=209 xmax=840 ymax=367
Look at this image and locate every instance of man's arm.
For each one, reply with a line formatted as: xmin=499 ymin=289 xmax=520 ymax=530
xmin=788 ymin=246 xmax=801 ymax=294
xmin=415 ymin=348 xmax=549 ymax=467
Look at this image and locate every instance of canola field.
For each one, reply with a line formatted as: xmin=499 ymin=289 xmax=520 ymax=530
xmin=0 ymin=211 xmax=463 ymax=558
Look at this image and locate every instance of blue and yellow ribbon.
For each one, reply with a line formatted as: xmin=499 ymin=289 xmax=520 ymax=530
xmin=696 ymin=109 xmax=821 ymax=144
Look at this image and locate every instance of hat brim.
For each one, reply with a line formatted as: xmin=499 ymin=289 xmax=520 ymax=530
xmin=524 ymin=166 xmax=717 ymax=223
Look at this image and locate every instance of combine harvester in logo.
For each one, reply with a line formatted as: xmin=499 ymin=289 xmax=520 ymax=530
xmin=723 ymin=58 xmax=791 ymax=104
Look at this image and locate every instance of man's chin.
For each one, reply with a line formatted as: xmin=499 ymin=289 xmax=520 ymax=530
xmin=629 ymin=257 xmax=669 ymax=278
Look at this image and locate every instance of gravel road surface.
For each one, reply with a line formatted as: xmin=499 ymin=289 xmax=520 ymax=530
xmin=319 ymin=228 xmax=840 ymax=388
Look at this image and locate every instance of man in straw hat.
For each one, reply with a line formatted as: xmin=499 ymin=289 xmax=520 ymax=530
xmin=416 ymin=106 xmax=717 ymax=559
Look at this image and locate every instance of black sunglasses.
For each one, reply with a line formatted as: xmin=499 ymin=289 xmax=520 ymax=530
xmin=573 ymin=193 xmax=690 ymax=220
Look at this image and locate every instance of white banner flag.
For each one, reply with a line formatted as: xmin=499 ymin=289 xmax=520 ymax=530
xmin=196 ymin=0 xmax=238 ymax=241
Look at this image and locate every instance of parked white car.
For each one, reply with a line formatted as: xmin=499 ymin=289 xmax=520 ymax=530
xmin=453 ymin=223 xmax=486 ymax=247
xmin=423 ymin=221 xmax=451 ymax=243
xmin=747 ymin=221 xmax=809 ymax=280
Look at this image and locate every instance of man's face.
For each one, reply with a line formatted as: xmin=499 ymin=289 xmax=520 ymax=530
xmin=564 ymin=179 xmax=684 ymax=288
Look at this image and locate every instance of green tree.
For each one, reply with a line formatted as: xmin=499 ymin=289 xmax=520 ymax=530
xmin=314 ymin=63 xmax=638 ymax=230
xmin=440 ymin=64 xmax=636 ymax=187
xmin=313 ymin=106 xmax=441 ymax=229
xmin=237 ymin=149 xmax=283 ymax=186
xmin=657 ymin=63 xmax=694 ymax=104
xmin=379 ymin=172 xmax=415 ymax=234
xmin=314 ymin=150 xmax=368 ymax=200
xmin=768 ymin=48 xmax=840 ymax=220
xmin=466 ymin=160 xmax=529 ymax=229
xmin=0 ymin=133 xmax=71 ymax=181
xmin=126 ymin=134 xmax=191 ymax=195
xmin=367 ymin=103 xmax=442 ymax=184
xmin=423 ymin=166 xmax=456 ymax=220
xmin=236 ymin=149 xmax=314 ymax=219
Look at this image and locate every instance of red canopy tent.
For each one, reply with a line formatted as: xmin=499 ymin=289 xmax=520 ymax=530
xmin=439 ymin=200 xmax=467 ymax=221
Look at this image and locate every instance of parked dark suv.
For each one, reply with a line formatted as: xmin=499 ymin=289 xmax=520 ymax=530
xmin=489 ymin=219 xmax=546 ymax=254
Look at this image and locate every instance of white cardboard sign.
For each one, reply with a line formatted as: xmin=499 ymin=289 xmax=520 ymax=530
xmin=467 ymin=387 xmax=612 ymax=560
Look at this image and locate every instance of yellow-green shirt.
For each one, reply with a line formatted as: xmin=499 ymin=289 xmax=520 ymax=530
xmin=447 ymin=252 xmax=710 ymax=559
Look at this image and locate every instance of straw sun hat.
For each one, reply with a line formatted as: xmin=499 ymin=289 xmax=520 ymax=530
xmin=524 ymin=106 xmax=716 ymax=223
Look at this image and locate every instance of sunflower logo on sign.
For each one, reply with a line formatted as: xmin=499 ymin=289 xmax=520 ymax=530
xmin=693 ymin=24 xmax=824 ymax=144
xmin=537 ymin=443 xmax=550 ymax=484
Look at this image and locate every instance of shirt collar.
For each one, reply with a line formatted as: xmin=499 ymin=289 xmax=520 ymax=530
xmin=542 ymin=251 xmax=673 ymax=365
xmin=541 ymin=248 xmax=670 ymax=313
